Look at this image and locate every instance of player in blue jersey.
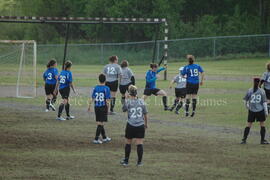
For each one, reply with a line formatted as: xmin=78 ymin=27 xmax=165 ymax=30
xmin=88 ymin=74 xmax=112 ymax=144
xmin=181 ymin=55 xmax=205 ymax=117
xmin=143 ymin=63 xmax=169 ymax=111
xmin=54 ymin=61 xmax=77 ymax=121
xmin=43 ymin=59 xmax=58 ymax=112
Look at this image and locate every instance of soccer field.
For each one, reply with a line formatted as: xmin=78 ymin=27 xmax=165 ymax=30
xmin=1 ymin=58 xmax=270 ymax=179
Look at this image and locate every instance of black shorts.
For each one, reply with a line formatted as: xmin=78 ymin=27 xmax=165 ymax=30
xmin=264 ymin=88 xmax=270 ymax=100
xmin=248 ymin=110 xmax=266 ymax=122
xmin=95 ymin=106 xmax=108 ymax=122
xmin=119 ymin=83 xmax=132 ymax=94
xmin=59 ymin=87 xmax=70 ymax=99
xmin=143 ymin=88 xmax=160 ymax=96
xmin=125 ymin=123 xmax=145 ymax=139
xmin=175 ymin=88 xmax=187 ymax=98
xmin=186 ymin=83 xmax=199 ymax=95
xmin=106 ymin=80 xmax=118 ymax=92
xmin=45 ymin=84 xmax=56 ymax=95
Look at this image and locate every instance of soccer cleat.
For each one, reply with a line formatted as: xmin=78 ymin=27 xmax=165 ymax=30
xmin=169 ymin=106 xmax=175 ymax=111
xmin=102 ymin=137 xmax=112 ymax=143
xmin=136 ymin=162 xmax=143 ymax=167
xmin=240 ymin=139 xmax=247 ymax=144
xmin=120 ymin=159 xmax=128 ymax=166
xmin=109 ymin=111 xmax=116 ymax=115
xmin=191 ymin=112 xmax=195 ymax=117
xmin=261 ymin=140 xmax=269 ymax=145
xmin=175 ymin=111 xmax=179 ymax=115
xmin=92 ymin=139 xmax=103 ymax=144
xmin=185 ymin=112 xmax=189 ymax=117
xmin=66 ymin=115 xmax=75 ymax=120
xmin=45 ymin=109 xmax=49 ymax=112
xmin=164 ymin=106 xmax=169 ymax=111
xmin=56 ymin=117 xmax=66 ymax=121
xmin=49 ymin=103 xmax=56 ymax=111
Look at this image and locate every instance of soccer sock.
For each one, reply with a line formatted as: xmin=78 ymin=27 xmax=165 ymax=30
xmin=65 ymin=103 xmax=70 ymax=117
xmin=125 ymin=144 xmax=131 ymax=162
xmin=46 ymin=99 xmax=51 ymax=109
xmin=121 ymin=96 xmax=125 ymax=105
xmin=58 ymin=103 xmax=64 ymax=117
xmin=52 ymin=95 xmax=57 ymax=104
xmin=175 ymin=101 xmax=183 ymax=111
xmin=185 ymin=99 xmax=190 ymax=113
xmin=192 ymin=99 xmax=197 ymax=112
xmin=243 ymin=127 xmax=250 ymax=140
xmin=171 ymin=99 xmax=179 ymax=109
xmin=95 ymin=125 xmax=102 ymax=141
xmin=137 ymin=144 xmax=143 ymax=163
xmin=101 ymin=125 xmax=107 ymax=139
xmin=110 ymin=97 xmax=116 ymax=112
xmin=260 ymin=126 xmax=266 ymax=141
xmin=162 ymin=96 xmax=168 ymax=108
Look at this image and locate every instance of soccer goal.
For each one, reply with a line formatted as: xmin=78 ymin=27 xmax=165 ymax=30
xmin=0 ymin=40 xmax=37 ymax=98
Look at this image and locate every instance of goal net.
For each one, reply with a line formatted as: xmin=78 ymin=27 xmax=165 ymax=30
xmin=0 ymin=40 xmax=37 ymax=98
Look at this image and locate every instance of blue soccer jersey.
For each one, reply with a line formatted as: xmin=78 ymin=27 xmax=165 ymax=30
xmin=181 ymin=64 xmax=204 ymax=84
xmin=91 ymin=85 xmax=111 ymax=107
xmin=58 ymin=70 xmax=73 ymax=89
xmin=145 ymin=67 xmax=165 ymax=89
xmin=43 ymin=68 xmax=58 ymax=85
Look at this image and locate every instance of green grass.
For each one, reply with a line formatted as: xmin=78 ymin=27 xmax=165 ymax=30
xmin=1 ymin=57 xmax=270 ymax=179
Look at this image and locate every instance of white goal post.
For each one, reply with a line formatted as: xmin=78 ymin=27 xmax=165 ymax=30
xmin=0 ymin=40 xmax=37 ymax=98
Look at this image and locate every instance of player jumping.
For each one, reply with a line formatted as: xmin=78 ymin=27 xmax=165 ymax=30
xmin=121 ymin=85 xmax=148 ymax=166
xmin=43 ymin=59 xmax=58 ymax=112
xmin=259 ymin=62 xmax=270 ymax=112
xmin=169 ymin=67 xmax=187 ymax=115
xmin=119 ymin=60 xmax=135 ymax=105
xmin=143 ymin=63 xmax=168 ymax=111
xmin=54 ymin=61 xmax=76 ymax=121
xmin=241 ymin=78 xmax=269 ymax=144
xmin=88 ymin=74 xmax=112 ymax=144
xmin=103 ymin=56 xmax=122 ymax=114
xmin=181 ymin=55 xmax=204 ymax=117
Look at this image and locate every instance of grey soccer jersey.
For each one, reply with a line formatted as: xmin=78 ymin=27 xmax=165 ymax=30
xmin=120 ymin=67 xmax=134 ymax=85
xmin=122 ymin=98 xmax=148 ymax=127
xmin=103 ymin=63 xmax=122 ymax=82
xmin=243 ymin=88 xmax=267 ymax=112
xmin=261 ymin=71 xmax=270 ymax=90
xmin=173 ymin=75 xmax=187 ymax=89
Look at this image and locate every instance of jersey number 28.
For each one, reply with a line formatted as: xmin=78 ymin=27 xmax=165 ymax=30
xmin=95 ymin=92 xmax=105 ymax=102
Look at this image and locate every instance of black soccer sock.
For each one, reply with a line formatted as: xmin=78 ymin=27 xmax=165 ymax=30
xmin=192 ymin=99 xmax=197 ymax=112
xmin=185 ymin=99 xmax=190 ymax=113
xmin=46 ymin=99 xmax=51 ymax=109
xmin=95 ymin=125 xmax=102 ymax=140
xmin=137 ymin=144 xmax=143 ymax=163
xmin=52 ymin=95 xmax=57 ymax=104
xmin=243 ymin=127 xmax=250 ymax=141
xmin=176 ymin=101 xmax=183 ymax=111
xmin=65 ymin=103 xmax=70 ymax=117
xmin=110 ymin=97 xmax=116 ymax=112
xmin=260 ymin=126 xmax=266 ymax=141
xmin=162 ymin=96 xmax=168 ymax=108
xmin=125 ymin=144 xmax=131 ymax=162
xmin=58 ymin=103 xmax=65 ymax=117
xmin=101 ymin=125 xmax=107 ymax=139
xmin=121 ymin=96 xmax=125 ymax=105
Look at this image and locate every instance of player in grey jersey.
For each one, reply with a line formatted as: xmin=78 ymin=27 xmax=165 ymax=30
xmin=241 ymin=78 xmax=269 ymax=144
xmin=119 ymin=60 xmax=135 ymax=105
xmin=260 ymin=62 xmax=270 ymax=111
xmin=169 ymin=67 xmax=187 ymax=114
xmin=121 ymin=85 xmax=148 ymax=166
xmin=103 ymin=56 xmax=122 ymax=114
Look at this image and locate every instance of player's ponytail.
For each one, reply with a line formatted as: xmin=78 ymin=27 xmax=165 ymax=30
xmin=47 ymin=59 xmax=57 ymax=68
xmin=121 ymin=60 xmax=128 ymax=68
xmin=266 ymin=62 xmax=270 ymax=72
xmin=64 ymin=60 xmax=72 ymax=70
xmin=128 ymin=85 xmax=137 ymax=97
xmin=150 ymin=63 xmax=158 ymax=69
xmin=253 ymin=78 xmax=260 ymax=93
xmin=109 ymin=55 xmax=118 ymax=63
xmin=187 ymin=55 xmax=195 ymax=65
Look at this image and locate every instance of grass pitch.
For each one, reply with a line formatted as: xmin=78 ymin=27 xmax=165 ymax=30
xmin=0 ymin=58 xmax=270 ymax=179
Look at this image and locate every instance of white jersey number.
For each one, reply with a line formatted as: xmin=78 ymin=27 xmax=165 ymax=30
xmin=107 ymin=67 xmax=116 ymax=75
xmin=250 ymin=94 xmax=261 ymax=103
xmin=59 ymin=75 xmax=66 ymax=84
xmin=190 ymin=69 xmax=199 ymax=77
xmin=95 ymin=92 xmax=105 ymax=102
xmin=47 ymin=73 xmax=53 ymax=80
xmin=267 ymin=76 xmax=270 ymax=83
xmin=178 ymin=76 xmax=186 ymax=83
xmin=130 ymin=107 xmax=143 ymax=118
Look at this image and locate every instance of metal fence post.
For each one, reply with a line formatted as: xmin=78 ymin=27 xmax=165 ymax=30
xmin=213 ymin=38 xmax=216 ymax=58
xmin=156 ymin=41 xmax=160 ymax=62
xmin=100 ymin=43 xmax=104 ymax=64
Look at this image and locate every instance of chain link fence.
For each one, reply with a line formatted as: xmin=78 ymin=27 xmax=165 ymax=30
xmin=37 ymin=34 xmax=270 ymax=65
